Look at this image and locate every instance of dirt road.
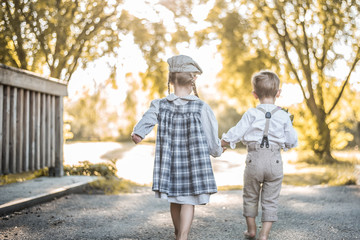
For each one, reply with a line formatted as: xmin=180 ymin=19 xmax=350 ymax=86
xmin=1 ymin=185 xmax=359 ymax=240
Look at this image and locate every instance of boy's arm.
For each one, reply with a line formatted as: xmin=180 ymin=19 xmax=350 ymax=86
xmin=221 ymin=110 xmax=252 ymax=149
xmin=131 ymin=99 xmax=160 ymax=143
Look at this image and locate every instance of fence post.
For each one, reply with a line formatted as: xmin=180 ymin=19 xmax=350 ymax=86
xmin=0 ymin=85 xmax=3 ymax=174
xmin=54 ymin=96 xmax=64 ymax=177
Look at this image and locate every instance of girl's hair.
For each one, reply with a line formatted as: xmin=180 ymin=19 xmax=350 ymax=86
xmin=168 ymin=72 xmax=199 ymax=97
xmin=251 ymin=70 xmax=280 ymax=99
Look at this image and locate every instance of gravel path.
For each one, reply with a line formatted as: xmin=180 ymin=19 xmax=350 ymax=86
xmin=1 ymin=185 xmax=360 ymax=240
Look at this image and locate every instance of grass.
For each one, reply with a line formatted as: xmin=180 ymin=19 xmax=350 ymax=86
xmin=218 ymin=185 xmax=243 ymax=191
xmin=283 ymin=166 xmax=357 ymax=186
xmin=0 ymin=168 xmax=49 ymax=186
xmin=283 ymin=151 xmax=359 ymax=186
xmin=85 ymin=177 xmax=148 ymax=195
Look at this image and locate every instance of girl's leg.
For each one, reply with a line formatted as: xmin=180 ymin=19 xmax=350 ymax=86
xmin=244 ymin=216 xmax=256 ymax=239
xmin=177 ymin=204 xmax=195 ymax=240
xmin=258 ymin=222 xmax=273 ymax=240
xmin=170 ymin=203 xmax=181 ymax=237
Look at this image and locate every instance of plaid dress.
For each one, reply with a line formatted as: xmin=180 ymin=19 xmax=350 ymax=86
xmin=152 ymin=98 xmax=217 ymax=197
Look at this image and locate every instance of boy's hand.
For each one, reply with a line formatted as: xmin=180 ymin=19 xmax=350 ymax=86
xmin=222 ymin=146 xmax=227 ymax=153
xmin=221 ymin=139 xmax=229 ymax=148
xmin=131 ymin=134 xmax=143 ymax=144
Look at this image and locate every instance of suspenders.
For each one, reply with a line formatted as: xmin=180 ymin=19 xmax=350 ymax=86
xmin=256 ymin=106 xmax=281 ymax=148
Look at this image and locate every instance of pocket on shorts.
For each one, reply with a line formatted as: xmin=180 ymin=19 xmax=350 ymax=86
xmin=270 ymin=156 xmax=283 ymax=177
xmin=245 ymin=154 xmax=256 ymax=175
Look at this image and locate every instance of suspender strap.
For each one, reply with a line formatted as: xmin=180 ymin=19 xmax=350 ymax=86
xmin=257 ymin=106 xmax=281 ymax=148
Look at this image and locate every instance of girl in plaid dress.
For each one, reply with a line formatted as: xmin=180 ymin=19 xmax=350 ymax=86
xmin=132 ymin=55 xmax=224 ymax=240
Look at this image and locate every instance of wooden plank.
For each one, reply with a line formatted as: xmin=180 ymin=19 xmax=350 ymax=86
xmin=46 ymin=95 xmax=51 ymax=167
xmin=9 ymin=87 xmax=17 ymax=173
xmin=2 ymin=86 xmax=10 ymax=174
xmin=35 ymin=92 xmax=41 ymax=170
xmin=40 ymin=93 xmax=46 ymax=168
xmin=51 ymin=96 xmax=55 ymax=167
xmin=0 ymin=85 xmax=3 ymax=174
xmin=29 ymin=91 xmax=36 ymax=171
xmin=54 ymin=96 xmax=64 ymax=176
xmin=16 ymin=89 xmax=24 ymax=173
xmin=0 ymin=64 xmax=68 ymax=96
xmin=23 ymin=90 xmax=30 ymax=172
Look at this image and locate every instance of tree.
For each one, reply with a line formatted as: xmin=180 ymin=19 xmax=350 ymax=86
xmin=0 ymin=0 xmax=124 ymax=82
xmin=118 ymin=0 xmax=195 ymax=99
xmin=199 ymin=0 xmax=360 ymax=163
xmin=66 ymin=81 xmax=118 ymax=141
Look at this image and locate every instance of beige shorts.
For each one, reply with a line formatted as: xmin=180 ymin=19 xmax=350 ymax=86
xmin=243 ymin=144 xmax=283 ymax=222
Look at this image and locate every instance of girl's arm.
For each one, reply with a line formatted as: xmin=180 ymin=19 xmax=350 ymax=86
xmin=131 ymin=99 xmax=160 ymax=143
xmin=201 ymin=104 xmax=223 ymax=157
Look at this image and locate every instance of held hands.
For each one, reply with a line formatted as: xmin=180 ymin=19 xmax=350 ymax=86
xmin=131 ymin=134 xmax=143 ymax=144
xmin=221 ymin=139 xmax=229 ymax=153
xmin=221 ymin=139 xmax=229 ymax=148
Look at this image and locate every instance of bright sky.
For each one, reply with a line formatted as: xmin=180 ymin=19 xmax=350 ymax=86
xmin=67 ymin=0 xmax=359 ymax=110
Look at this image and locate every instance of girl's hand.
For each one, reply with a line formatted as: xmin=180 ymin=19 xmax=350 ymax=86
xmin=221 ymin=139 xmax=229 ymax=148
xmin=222 ymin=146 xmax=227 ymax=153
xmin=131 ymin=134 xmax=143 ymax=144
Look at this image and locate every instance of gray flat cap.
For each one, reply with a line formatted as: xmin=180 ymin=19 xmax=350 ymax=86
xmin=167 ymin=55 xmax=203 ymax=74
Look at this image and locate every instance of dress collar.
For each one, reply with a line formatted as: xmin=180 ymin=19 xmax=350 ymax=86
xmin=166 ymin=93 xmax=199 ymax=101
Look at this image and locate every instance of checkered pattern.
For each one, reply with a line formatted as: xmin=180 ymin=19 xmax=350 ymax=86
xmin=152 ymin=98 xmax=217 ymax=197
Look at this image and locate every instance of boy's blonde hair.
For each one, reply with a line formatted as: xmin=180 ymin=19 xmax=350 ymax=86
xmin=251 ymin=71 xmax=280 ymax=99
xmin=168 ymin=72 xmax=199 ymax=97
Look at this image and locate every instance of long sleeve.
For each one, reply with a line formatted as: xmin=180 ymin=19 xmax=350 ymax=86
xmin=201 ymin=104 xmax=223 ymax=157
xmin=284 ymin=116 xmax=298 ymax=150
xmin=132 ymin=99 xmax=160 ymax=139
xmin=221 ymin=110 xmax=253 ymax=149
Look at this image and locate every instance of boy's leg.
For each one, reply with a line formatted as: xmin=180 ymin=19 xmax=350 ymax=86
xmin=170 ymin=203 xmax=181 ymax=237
xmin=243 ymin=169 xmax=261 ymax=237
xmin=244 ymin=217 xmax=257 ymax=238
xmin=177 ymin=204 xmax=195 ymax=240
xmin=258 ymin=222 xmax=273 ymax=240
xmin=259 ymin=176 xmax=283 ymax=239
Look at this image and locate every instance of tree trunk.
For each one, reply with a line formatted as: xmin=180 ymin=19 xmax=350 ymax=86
xmin=314 ymin=116 xmax=336 ymax=164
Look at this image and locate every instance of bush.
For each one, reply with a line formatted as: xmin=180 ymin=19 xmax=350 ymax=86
xmin=63 ymin=161 xmax=117 ymax=177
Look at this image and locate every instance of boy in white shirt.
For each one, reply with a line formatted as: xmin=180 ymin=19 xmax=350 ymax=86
xmin=221 ymin=71 xmax=298 ymax=240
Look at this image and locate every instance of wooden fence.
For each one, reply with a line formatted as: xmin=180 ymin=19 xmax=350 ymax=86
xmin=0 ymin=64 xmax=67 ymax=177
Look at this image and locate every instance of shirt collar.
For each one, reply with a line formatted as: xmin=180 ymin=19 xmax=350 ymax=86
xmin=166 ymin=93 xmax=199 ymax=101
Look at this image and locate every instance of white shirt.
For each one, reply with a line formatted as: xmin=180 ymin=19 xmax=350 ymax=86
xmin=133 ymin=93 xmax=223 ymax=157
xmin=222 ymin=104 xmax=298 ymax=151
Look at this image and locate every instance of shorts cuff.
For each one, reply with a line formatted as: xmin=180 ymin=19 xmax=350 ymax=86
xmin=243 ymin=205 xmax=258 ymax=218
xmin=262 ymin=211 xmax=278 ymax=222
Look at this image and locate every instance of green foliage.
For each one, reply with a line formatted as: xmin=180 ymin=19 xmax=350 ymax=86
xmin=283 ymin=163 xmax=357 ymax=186
xmin=197 ymin=0 xmax=360 ymax=162
xmin=117 ymin=73 xmax=139 ymax=140
xmin=0 ymin=0 xmax=125 ymax=82
xmin=65 ymin=82 xmax=119 ymax=141
xmin=208 ymin=99 xmax=243 ymax=139
xmin=64 ymin=160 xmax=117 ymax=177
xmin=283 ymin=150 xmax=358 ymax=186
xmin=64 ymin=160 xmax=145 ymax=194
